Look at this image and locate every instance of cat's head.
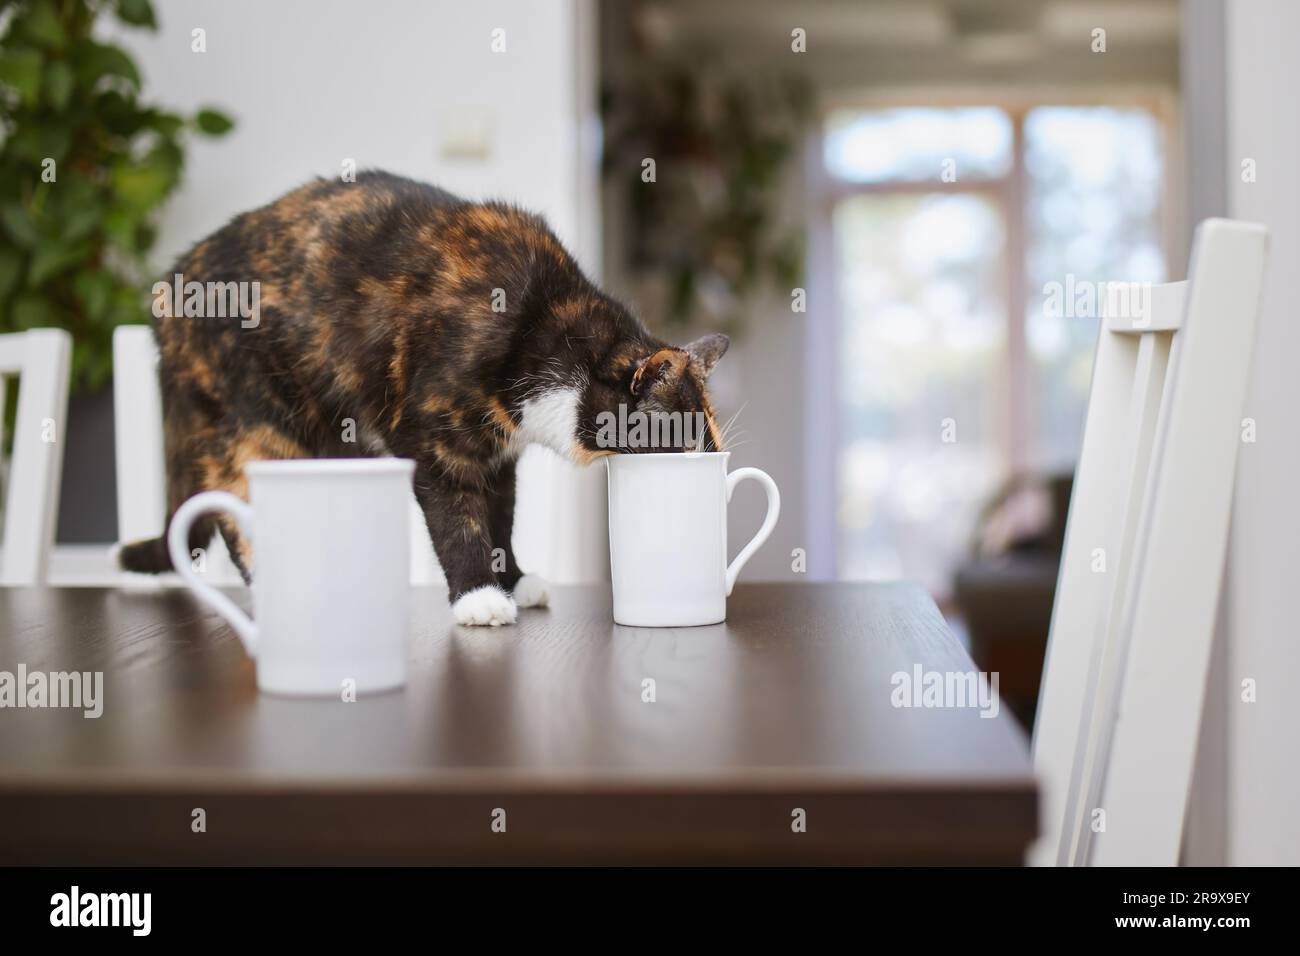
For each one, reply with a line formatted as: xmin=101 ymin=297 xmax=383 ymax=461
xmin=576 ymin=333 xmax=730 ymax=460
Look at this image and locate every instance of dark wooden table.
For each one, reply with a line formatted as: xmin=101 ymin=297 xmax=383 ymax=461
xmin=0 ymin=583 xmax=1036 ymax=864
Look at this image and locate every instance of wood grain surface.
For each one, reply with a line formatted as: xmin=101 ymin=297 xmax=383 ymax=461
xmin=0 ymin=583 xmax=1036 ymax=864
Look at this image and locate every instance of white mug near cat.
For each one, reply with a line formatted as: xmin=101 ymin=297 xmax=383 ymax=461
xmin=606 ymin=451 xmax=780 ymax=626
xmin=167 ymin=458 xmax=413 ymax=696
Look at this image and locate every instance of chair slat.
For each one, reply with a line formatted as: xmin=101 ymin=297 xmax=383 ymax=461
xmin=1032 ymin=319 xmax=1142 ymax=865
xmin=0 ymin=329 xmax=72 ymax=586
xmin=1068 ymin=331 xmax=1173 ymax=864
xmin=1104 ymin=280 xmax=1187 ymax=333
xmin=1033 ymin=219 xmax=1268 ymax=866
xmin=112 ymin=326 xmax=168 ymax=542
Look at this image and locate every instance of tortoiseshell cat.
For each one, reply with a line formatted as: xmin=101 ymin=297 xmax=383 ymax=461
xmin=118 ymin=171 xmax=728 ymax=625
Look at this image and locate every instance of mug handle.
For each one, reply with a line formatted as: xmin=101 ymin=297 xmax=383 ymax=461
xmin=724 ymin=467 xmax=781 ymax=596
xmin=167 ymin=490 xmax=259 ymax=658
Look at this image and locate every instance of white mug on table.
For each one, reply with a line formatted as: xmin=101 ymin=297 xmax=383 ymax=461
xmin=167 ymin=458 xmax=413 ymax=697
xmin=606 ymin=451 xmax=780 ymax=627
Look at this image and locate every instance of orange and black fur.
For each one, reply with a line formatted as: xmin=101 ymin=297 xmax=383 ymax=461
xmin=117 ymin=171 xmax=728 ymax=625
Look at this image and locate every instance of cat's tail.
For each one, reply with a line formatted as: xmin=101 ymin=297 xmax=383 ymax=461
xmin=116 ymin=536 xmax=173 ymax=574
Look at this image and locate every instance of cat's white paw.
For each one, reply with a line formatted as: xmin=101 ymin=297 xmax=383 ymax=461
xmin=513 ymin=573 xmax=550 ymax=608
xmin=453 ymin=585 xmax=518 ymax=626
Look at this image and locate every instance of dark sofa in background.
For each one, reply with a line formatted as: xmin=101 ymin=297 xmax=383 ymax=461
xmin=954 ymin=472 xmax=1073 ymax=731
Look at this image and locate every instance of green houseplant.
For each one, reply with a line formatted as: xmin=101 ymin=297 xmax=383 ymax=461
xmin=601 ymin=66 xmax=811 ymax=337
xmin=0 ymin=0 xmax=233 ymax=390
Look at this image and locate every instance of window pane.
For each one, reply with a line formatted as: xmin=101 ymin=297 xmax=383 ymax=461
xmin=1024 ymin=106 xmax=1165 ymax=470
xmin=824 ymin=107 xmax=1013 ymax=183
xmin=834 ymin=193 xmax=1006 ymax=595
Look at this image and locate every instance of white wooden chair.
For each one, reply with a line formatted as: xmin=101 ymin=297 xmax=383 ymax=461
xmin=1031 ymin=219 xmax=1269 ymax=866
xmin=0 ymin=329 xmax=72 ymax=586
xmin=113 ymin=325 xmax=169 ymax=552
xmin=112 ymin=326 xmax=441 ymax=584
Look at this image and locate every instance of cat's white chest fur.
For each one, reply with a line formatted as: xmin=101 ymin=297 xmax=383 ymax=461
xmin=511 ymin=386 xmax=581 ymax=461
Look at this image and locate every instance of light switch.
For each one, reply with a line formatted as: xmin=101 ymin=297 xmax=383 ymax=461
xmin=437 ymin=109 xmax=494 ymax=160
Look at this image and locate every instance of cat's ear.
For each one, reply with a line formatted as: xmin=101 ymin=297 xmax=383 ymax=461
xmin=630 ymin=347 xmax=687 ymax=396
xmin=684 ymin=333 xmax=730 ymax=376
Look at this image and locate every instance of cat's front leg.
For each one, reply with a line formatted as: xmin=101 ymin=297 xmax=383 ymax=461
xmin=486 ymin=459 xmax=549 ymax=609
xmin=416 ymin=474 xmax=517 ymax=627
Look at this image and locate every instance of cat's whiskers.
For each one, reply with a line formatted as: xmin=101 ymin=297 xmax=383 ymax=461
xmin=715 ymin=403 xmax=746 ymax=451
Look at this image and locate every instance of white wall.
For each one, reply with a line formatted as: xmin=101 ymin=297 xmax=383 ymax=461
xmin=1221 ymin=0 xmax=1300 ymax=865
xmin=118 ymin=0 xmax=606 ymax=583
xmin=121 ymin=0 xmax=588 ymax=263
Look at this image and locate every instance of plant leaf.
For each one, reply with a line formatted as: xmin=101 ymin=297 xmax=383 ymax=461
xmin=10 ymin=293 xmax=58 ymax=330
xmin=49 ymin=169 xmax=99 ymax=212
xmin=110 ymin=159 xmax=172 ymax=212
xmin=44 ymin=60 xmax=74 ymax=111
xmin=101 ymin=206 xmax=139 ymax=250
xmin=8 ymin=125 xmax=72 ymax=164
xmin=95 ymin=89 xmax=149 ymax=137
xmin=116 ymin=0 xmax=158 ymax=29
xmin=75 ymin=42 xmax=141 ymax=92
xmin=59 ymin=204 xmax=102 ymax=243
xmin=18 ymin=0 xmax=66 ymax=49
xmin=135 ymin=221 xmax=157 ymax=253
xmin=109 ymin=285 xmax=146 ymax=326
xmin=195 ymin=107 xmax=234 ymax=136
xmin=0 ymin=203 xmax=43 ymax=249
xmin=148 ymin=138 xmax=183 ymax=176
xmin=145 ymin=110 xmax=185 ymax=137
xmin=0 ymin=247 xmax=24 ymax=302
xmin=0 ymin=48 xmax=44 ymax=106
xmin=74 ymin=270 xmax=114 ymax=321
xmin=28 ymin=236 xmax=91 ymax=287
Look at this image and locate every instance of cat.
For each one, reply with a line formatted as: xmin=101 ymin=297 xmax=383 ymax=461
xmin=117 ymin=171 xmax=730 ymax=626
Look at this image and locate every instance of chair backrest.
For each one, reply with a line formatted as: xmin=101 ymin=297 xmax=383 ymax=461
xmin=1031 ymin=219 xmax=1269 ymax=866
xmin=111 ymin=325 xmax=441 ymax=585
xmin=112 ymin=325 xmax=169 ymax=546
xmin=0 ymin=329 xmax=72 ymax=586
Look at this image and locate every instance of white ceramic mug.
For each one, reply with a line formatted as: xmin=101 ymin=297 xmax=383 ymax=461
xmin=167 ymin=458 xmax=414 ymax=696
xmin=606 ymin=451 xmax=780 ymax=626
